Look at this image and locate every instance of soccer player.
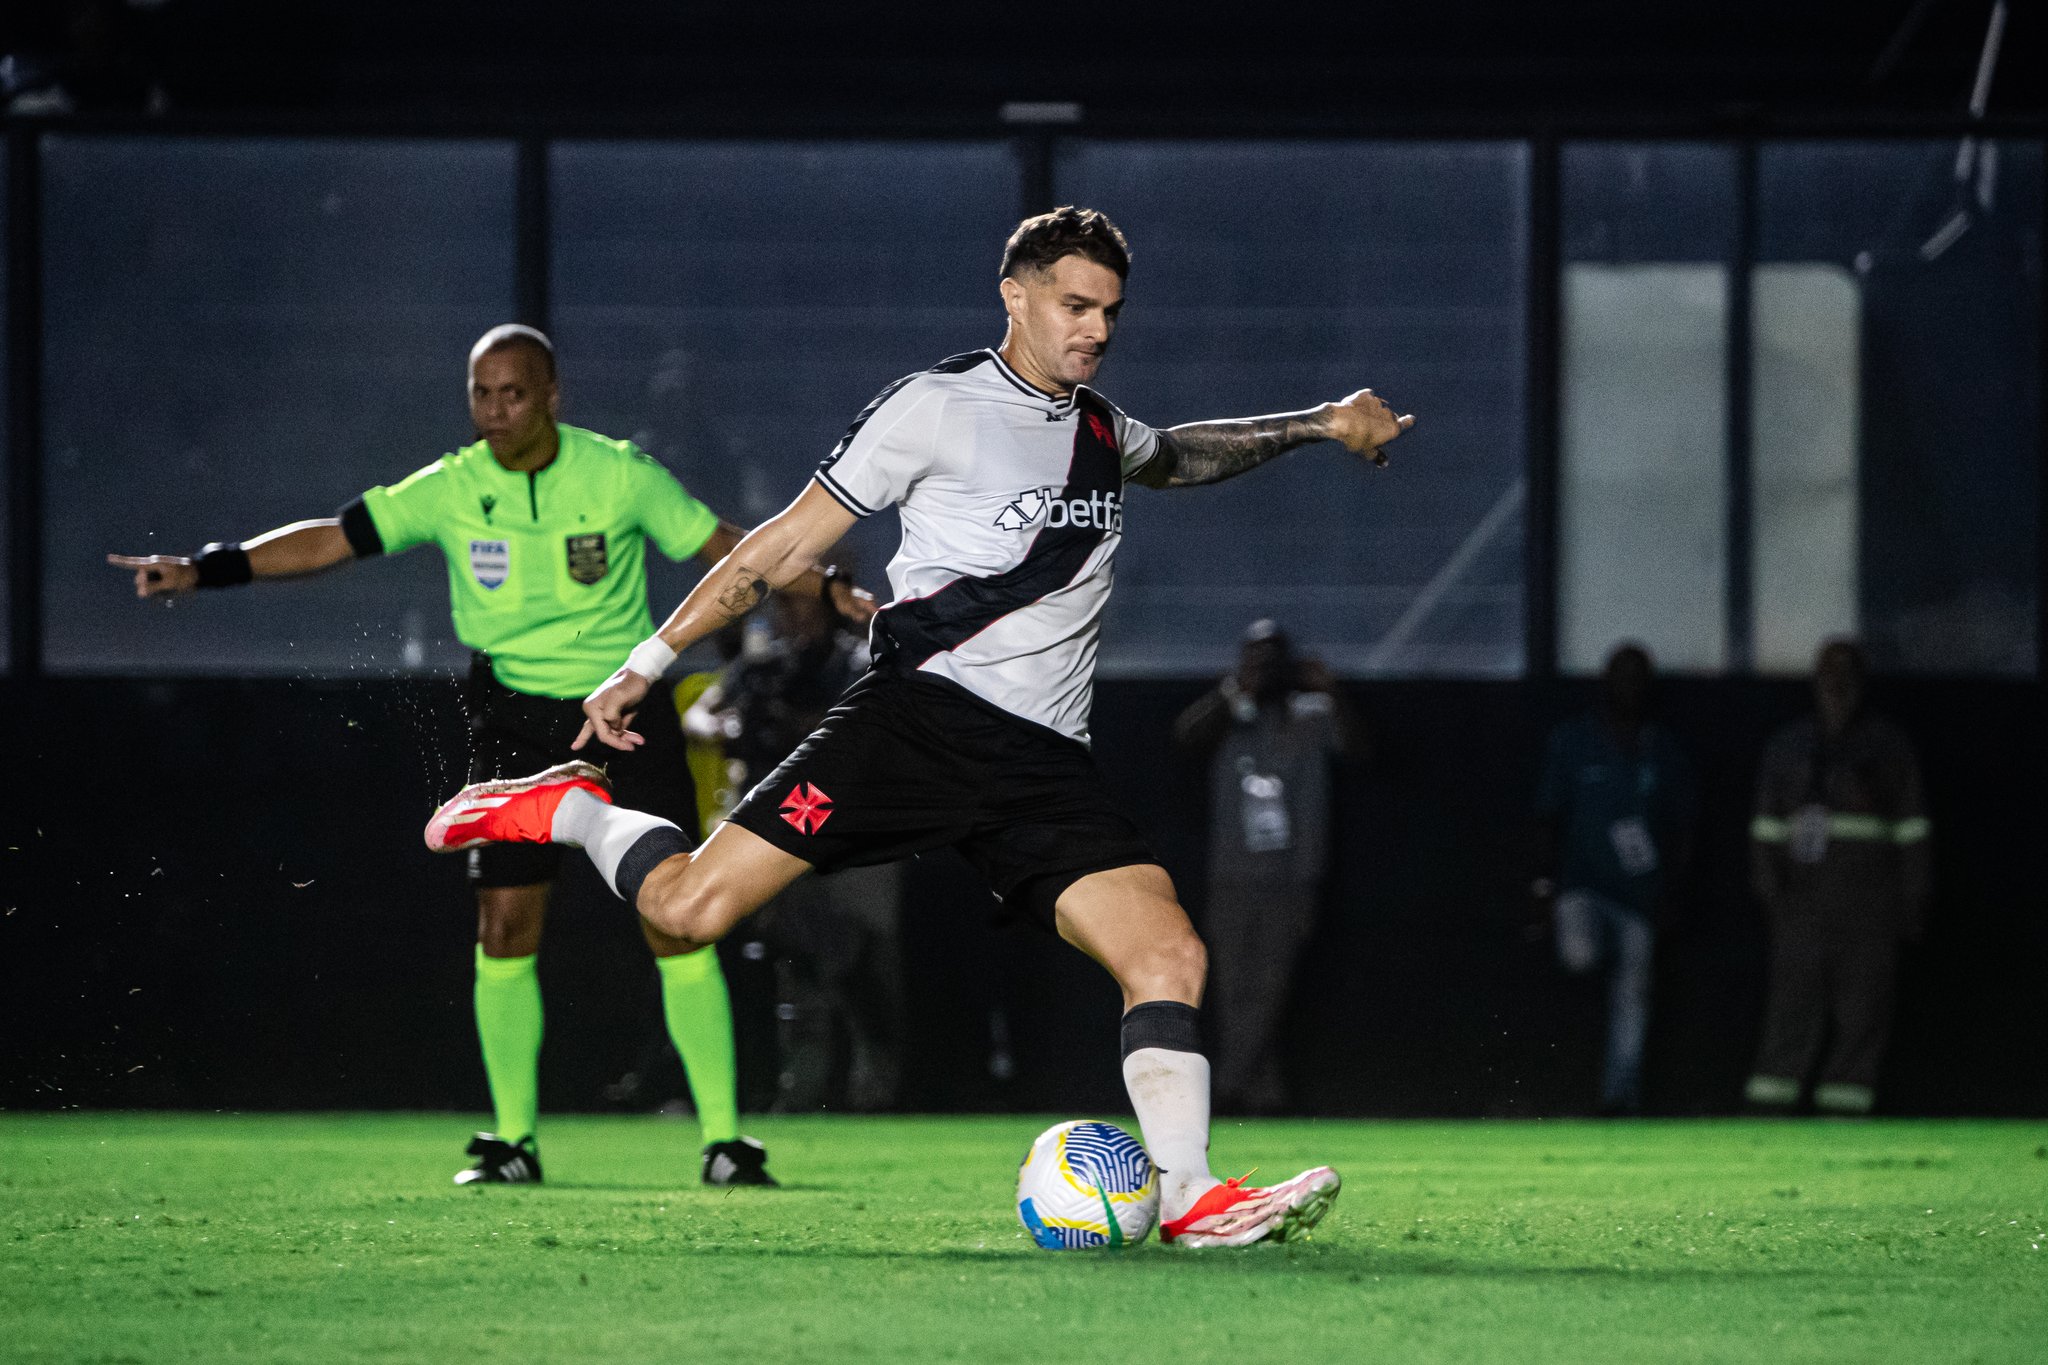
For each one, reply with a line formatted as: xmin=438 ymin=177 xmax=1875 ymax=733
xmin=425 ymin=210 xmax=1414 ymax=1245
xmin=109 ymin=324 xmax=869 ymax=1187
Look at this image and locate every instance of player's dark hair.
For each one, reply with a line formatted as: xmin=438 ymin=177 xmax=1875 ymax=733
xmin=1000 ymin=206 xmax=1131 ymax=282
xmin=470 ymin=323 xmax=558 ymax=381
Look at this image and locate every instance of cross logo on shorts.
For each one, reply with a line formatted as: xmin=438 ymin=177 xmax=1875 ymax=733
xmin=779 ymin=782 xmax=834 ymax=834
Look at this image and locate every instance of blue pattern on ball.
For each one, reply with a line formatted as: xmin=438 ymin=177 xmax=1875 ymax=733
xmin=1061 ymin=1121 xmax=1152 ymax=1195
xmin=1018 ymin=1196 xmax=1107 ymax=1250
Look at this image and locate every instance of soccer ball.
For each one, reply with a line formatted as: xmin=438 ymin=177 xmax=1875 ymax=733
xmin=1015 ymin=1120 xmax=1159 ymax=1249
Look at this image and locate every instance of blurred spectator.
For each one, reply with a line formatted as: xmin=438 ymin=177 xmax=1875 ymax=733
xmin=1532 ymin=643 xmax=1697 ymax=1116
xmin=687 ymin=588 xmax=905 ymax=1113
xmin=1745 ymin=640 xmax=1931 ymax=1116
xmin=674 ymin=625 xmax=747 ymax=833
xmin=1174 ymin=620 xmax=1363 ymax=1114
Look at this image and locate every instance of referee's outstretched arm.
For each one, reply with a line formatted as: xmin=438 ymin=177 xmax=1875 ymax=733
xmin=108 ymin=518 xmax=356 ymax=597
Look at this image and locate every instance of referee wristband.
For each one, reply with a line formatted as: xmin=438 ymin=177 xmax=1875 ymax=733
xmin=192 ymin=542 xmax=253 ymax=589
xmin=623 ymin=636 xmax=678 ymax=682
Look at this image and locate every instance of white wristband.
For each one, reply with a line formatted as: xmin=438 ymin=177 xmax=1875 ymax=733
xmin=623 ymin=636 xmax=678 ymax=682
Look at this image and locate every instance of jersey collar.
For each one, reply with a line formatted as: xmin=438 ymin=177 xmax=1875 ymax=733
xmin=985 ymin=348 xmax=1079 ymax=416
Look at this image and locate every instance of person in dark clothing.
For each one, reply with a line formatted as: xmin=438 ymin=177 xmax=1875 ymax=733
xmin=1745 ymin=640 xmax=1930 ymax=1116
xmin=1532 ymin=643 xmax=1697 ymax=1116
xmin=1173 ymin=619 xmax=1364 ymax=1114
xmin=687 ymin=588 xmax=905 ymax=1112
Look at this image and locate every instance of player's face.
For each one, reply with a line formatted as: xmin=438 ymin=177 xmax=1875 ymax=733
xmin=1001 ymin=255 xmax=1125 ymax=392
xmin=468 ymin=346 xmax=558 ymax=463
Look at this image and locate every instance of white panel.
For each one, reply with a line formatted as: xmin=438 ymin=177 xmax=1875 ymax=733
xmin=1752 ymin=263 xmax=1860 ymax=673
xmin=1560 ymin=264 xmax=1728 ymax=672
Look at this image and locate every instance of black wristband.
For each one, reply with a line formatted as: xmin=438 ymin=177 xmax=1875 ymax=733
xmin=192 ymin=542 xmax=253 ymax=589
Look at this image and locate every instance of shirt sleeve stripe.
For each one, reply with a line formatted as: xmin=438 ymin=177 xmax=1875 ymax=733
xmin=813 ymin=469 xmax=874 ymax=517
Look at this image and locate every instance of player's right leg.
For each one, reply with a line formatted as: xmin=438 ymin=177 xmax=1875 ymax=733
xmin=427 ymin=761 xmax=813 ymax=947
xmin=1053 ymin=864 xmax=1341 ymax=1249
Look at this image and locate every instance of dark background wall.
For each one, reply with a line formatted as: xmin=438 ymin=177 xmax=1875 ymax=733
xmin=7 ymin=0 xmax=2042 ymax=125
xmin=3 ymin=672 xmax=2039 ymax=1117
xmin=3 ymin=2 xmax=2041 ymax=1118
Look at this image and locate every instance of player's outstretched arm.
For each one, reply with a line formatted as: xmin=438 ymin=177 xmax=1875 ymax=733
xmin=1131 ymin=388 xmax=1415 ymax=490
xmin=575 ymin=482 xmax=858 ymax=752
xmin=107 ymin=520 xmax=357 ymax=599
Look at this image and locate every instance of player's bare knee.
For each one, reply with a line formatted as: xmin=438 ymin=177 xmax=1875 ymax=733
xmin=1120 ymin=921 xmax=1205 ymax=1003
xmin=1162 ymin=929 xmax=1208 ymax=998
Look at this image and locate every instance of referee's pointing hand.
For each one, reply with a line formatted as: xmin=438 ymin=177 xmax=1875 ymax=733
xmin=575 ymin=667 xmax=652 ymax=752
xmin=107 ymin=553 xmax=199 ymax=598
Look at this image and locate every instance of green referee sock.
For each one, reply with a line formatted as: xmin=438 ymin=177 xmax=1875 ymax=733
xmin=473 ymin=946 xmax=543 ymax=1145
xmin=656 ymin=948 xmax=741 ymax=1146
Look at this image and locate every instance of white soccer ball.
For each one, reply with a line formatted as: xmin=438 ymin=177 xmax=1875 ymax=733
xmin=1015 ymin=1120 xmax=1159 ymax=1250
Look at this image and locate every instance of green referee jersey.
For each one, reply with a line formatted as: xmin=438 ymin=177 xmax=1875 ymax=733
xmin=346 ymin=424 xmax=718 ymax=699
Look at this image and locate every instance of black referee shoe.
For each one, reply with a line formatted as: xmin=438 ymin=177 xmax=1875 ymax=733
xmin=702 ymin=1137 xmax=777 ymax=1187
xmin=454 ymin=1133 xmax=543 ymax=1185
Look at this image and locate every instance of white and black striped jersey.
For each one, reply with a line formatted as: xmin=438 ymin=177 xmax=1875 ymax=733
xmin=813 ymin=348 xmax=1162 ymax=745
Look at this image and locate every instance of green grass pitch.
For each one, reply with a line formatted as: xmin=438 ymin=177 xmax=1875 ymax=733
xmin=2 ymin=1114 xmax=2044 ymax=1363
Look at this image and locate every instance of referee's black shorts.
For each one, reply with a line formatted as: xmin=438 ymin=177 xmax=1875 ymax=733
xmin=464 ymin=655 xmax=701 ymax=887
xmin=726 ymin=669 xmax=1156 ymax=930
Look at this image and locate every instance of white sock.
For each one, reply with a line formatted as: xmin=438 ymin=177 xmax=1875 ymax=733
xmin=551 ymin=788 xmax=683 ymax=898
xmin=1122 ymin=1046 xmax=1220 ymax=1218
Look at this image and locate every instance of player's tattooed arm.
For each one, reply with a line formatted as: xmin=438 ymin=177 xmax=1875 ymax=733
xmin=1137 ymin=411 xmax=1336 ymax=488
xmin=1132 ymin=388 xmax=1416 ymax=489
xmin=713 ymin=567 xmax=772 ymax=623
xmin=577 ymin=483 xmax=858 ymax=753
xmin=695 ymin=519 xmax=876 ymax=626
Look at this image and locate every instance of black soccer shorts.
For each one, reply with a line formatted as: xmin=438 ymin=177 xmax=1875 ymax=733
xmin=726 ymin=669 xmax=1157 ymax=929
xmin=464 ymin=654 xmax=700 ymax=887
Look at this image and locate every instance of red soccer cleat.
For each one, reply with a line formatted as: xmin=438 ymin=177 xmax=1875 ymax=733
xmin=424 ymin=761 xmax=611 ymax=853
xmin=1159 ymin=1166 xmax=1342 ymax=1249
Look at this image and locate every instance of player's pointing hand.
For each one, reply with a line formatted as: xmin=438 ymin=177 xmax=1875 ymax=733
xmin=574 ymin=667 xmax=653 ymax=752
xmin=1325 ymin=388 xmax=1416 ymax=467
xmin=107 ymin=553 xmax=199 ymax=599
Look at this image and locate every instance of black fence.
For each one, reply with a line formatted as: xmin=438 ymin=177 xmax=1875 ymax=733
xmin=2 ymin=672 xmax=2042 ymax=1116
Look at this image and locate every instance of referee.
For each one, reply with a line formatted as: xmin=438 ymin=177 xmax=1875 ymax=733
xmin=110 ymin=324 xmax=864 ymax=1186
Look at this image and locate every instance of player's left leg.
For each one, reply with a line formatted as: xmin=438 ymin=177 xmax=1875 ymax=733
xmin=1054 ymin=865 xmax=1340 ymax=1249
